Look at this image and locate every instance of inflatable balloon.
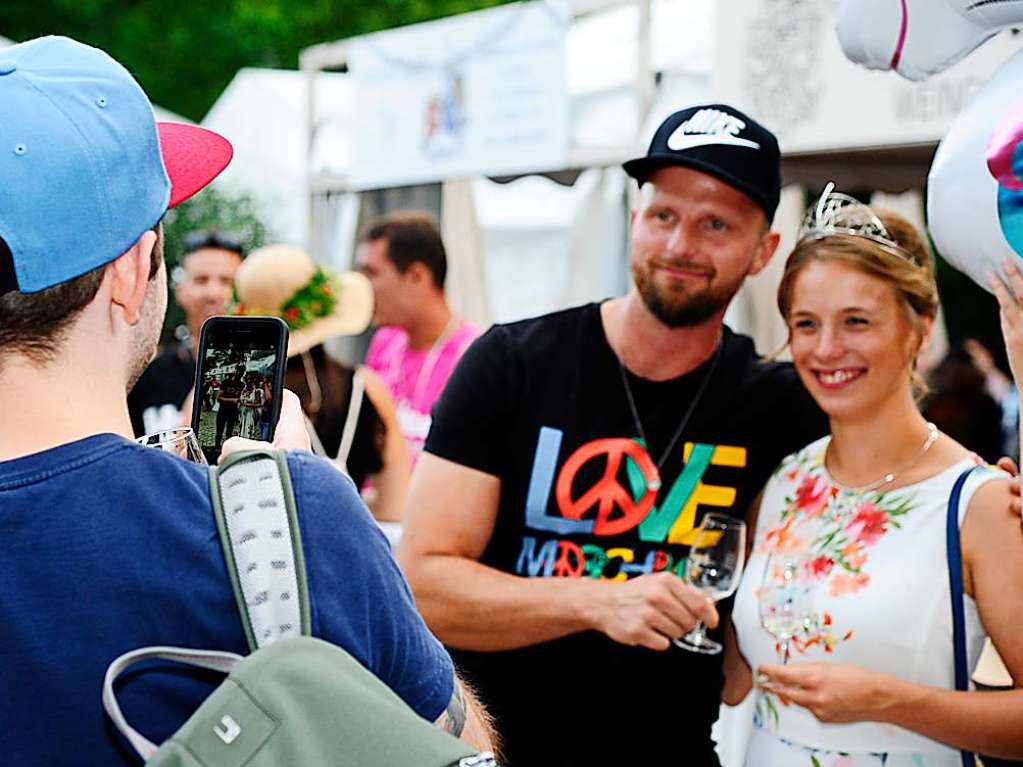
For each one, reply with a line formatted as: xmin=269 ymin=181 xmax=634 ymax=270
xmin=928 ymin=48 xmax=1023 ymax=292
xmin=834 ymin=0 xmax=1023 ymax=81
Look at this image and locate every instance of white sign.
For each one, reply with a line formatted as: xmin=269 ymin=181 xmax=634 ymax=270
xmin=349 ymin=1 xmax=570 ymax=189
xmin=713 ymin=0 xmax=1023 ymax=153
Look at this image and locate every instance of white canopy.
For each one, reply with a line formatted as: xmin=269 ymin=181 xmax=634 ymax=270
xmin=201 ymin=0 xmax=713 ymax=246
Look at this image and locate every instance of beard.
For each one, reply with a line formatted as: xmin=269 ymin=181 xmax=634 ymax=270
xmin=126 ymin=263 xmax=168 ymax=392
xmin=632 ymin=259 xmax=742 ymax=328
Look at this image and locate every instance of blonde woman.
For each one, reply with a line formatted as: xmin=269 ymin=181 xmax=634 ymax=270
xmin=725 ymin=187 xmax=1023 ymax=765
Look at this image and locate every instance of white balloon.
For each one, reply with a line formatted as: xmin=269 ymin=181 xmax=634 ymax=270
xmin=834 ymin=0 xmax=1023 ymax=81
xmin=928 ymin=48 xmax=1023 ymax=293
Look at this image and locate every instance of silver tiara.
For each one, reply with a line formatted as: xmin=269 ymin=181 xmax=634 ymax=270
xmin=798 ymin=182 xmax=920 ymax=264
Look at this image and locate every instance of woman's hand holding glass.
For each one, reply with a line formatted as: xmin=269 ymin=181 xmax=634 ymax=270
xmin=758 ymin=556 xmax=818 ymax=664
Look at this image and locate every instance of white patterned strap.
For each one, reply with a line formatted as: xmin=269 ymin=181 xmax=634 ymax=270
xmin=102 ymin=646 xmax=242 ymax=760
xmin=211 ymin=451 xmax=309 ymax=651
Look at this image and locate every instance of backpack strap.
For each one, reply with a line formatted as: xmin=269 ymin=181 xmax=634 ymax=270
xmin=102 ymin=646 xmax=243 ymax=760
xmin=946 ymin=465 xmax=979 ymax=767
xmin=209 ymin=448 xmax=311 ymax=651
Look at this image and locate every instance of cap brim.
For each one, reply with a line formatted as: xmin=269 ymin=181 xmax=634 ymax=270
xmin=158 ymin=122 xmax=233 ymax=208
xmin=623 ymin=153 xmax=772 ymax=219
xmin=287 ymin=271 xmax=375 ymax=357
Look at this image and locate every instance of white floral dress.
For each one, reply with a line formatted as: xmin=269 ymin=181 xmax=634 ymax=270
xmin=732 ymin=436 xmax=1001 ymax=766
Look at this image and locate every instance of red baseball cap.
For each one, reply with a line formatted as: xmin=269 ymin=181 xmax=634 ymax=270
xmin=158 ymin=122 xmax=234 ymax=208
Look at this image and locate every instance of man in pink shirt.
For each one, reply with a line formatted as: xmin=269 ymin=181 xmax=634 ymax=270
xmin=358 ymin=211 xmax=480 ymax=459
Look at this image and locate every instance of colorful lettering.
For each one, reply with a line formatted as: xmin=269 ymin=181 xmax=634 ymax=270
xmin=582 ymin=544 xmax=609 ymax=579
xmin=525 ymin=427 xmax=594 ymax=535
xmin=553 ymin=540 xmax=585 ymax=577
xmin=516 ymin=536 xmax=559 ymax=577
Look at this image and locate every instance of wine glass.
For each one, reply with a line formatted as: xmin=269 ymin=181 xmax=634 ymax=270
xmin=758 ymin=556 xmax=816 ymax=664
xmin=674 ymin=513 xmax=747 ymax=655
xmin=136 ymin=427 xmax=207 ymax=465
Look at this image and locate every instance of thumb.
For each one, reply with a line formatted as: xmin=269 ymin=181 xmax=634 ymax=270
xmin=757 ymin=663 xmax=808 ymax=686
xmin=218 ymin=436 xmax=269 ymax=464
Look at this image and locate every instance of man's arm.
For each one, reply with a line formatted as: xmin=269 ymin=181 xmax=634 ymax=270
xmin=434 ymin=673 xmax=498 ymax=754
xmin=396 ymin=453 xmax=718 ymax=652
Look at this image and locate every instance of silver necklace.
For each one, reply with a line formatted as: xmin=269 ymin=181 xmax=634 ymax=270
xmin=828 ymin=422 xmax=940 ymax=495
xmin=617 ymin=342 xmax=723 ymax=492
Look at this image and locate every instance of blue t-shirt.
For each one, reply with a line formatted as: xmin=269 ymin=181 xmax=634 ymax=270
xmin=0 ymin=434 xmax=453 ymax=765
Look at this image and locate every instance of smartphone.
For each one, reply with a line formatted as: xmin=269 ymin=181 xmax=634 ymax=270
xmin=191 ymin=316 xmax=289 ymax=464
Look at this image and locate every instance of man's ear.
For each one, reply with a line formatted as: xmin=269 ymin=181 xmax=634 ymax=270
xmin=405 ymin=260 xmax=433 ymax=287
xmin=747 ymin=229 xmax=781 ymax=277
xmin=109 ymin=230 xmax=157 ymax=325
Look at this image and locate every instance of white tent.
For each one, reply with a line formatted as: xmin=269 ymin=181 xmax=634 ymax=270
xmin=202 ymin=68 xmax=351 ymax=246
xmin=201 ymin=0 xmax=713 ymax=326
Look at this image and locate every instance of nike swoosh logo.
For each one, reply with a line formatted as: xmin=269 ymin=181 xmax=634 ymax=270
xmin=666 ymin=129 xmax=761 ymax=152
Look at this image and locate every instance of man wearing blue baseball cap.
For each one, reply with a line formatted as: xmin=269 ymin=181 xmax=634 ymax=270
xmin=0 ymin=36 xmax=491 ymax=762
xmin=398 ymin=104 xmax=830 ymax=765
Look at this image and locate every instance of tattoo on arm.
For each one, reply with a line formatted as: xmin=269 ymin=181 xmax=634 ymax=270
xmin=442 ymin=682 xmax=467 ymax=737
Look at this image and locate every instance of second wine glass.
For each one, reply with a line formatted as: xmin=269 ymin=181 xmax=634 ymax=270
xmin=674 ymin=512 xmax=747 ymax=655
xmin=758 ymin=557 xmax=817 ymax=664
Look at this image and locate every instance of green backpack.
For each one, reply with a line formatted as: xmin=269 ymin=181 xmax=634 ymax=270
xmin=102 ymin=449 xmax=495 ymax=767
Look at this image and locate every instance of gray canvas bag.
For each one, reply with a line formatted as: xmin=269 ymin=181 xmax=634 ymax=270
xmin=103 ymin=449 xmax=495 ymax=767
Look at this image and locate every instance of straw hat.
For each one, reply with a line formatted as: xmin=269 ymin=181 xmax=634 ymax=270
xmin=234 ymin=244 xmax=373 ymax=357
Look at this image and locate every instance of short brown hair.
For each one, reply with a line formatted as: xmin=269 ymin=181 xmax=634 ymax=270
xmin=359 ymin=211 xmax=447 ymax=289
xmin=0 ymin=225 xmax=164 ymax=365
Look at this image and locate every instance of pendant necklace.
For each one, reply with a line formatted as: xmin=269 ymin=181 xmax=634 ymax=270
xmin=828 ymin=421 xmax=940 ymax=496
xmin=618 ymin=341 xmax=723 ymax=493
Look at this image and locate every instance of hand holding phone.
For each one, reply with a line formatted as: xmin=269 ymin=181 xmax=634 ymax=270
xmin=191 ymin=316 xmax=289 ymax=464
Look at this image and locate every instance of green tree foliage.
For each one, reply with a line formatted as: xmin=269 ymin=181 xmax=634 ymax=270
xmin=0 ymin=0 xmax=511 ymax=121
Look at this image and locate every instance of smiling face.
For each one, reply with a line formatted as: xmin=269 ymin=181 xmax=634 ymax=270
xmin=630 ymin=166 xmax=779 ymax=328
xmin=175 ymin=247 xmax=242 ymax=336
xmin=787 ymin=259 xmax=930 ymax=421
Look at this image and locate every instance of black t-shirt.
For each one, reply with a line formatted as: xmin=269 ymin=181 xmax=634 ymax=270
xmin=425 ymin=302 xmax=827 ymax=766
xmin=127 ymin=342 xmax=195 ymax=437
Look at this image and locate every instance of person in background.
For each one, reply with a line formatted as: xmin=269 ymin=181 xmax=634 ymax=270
xmin=357 ymin=211 xmax=480 ymax=462
xmin=964 ymin=337 xmax=1020 ymax=461
xmin=127 ymin=230 xmax=244 ymax=436
xmin=235 ymin=244 xmax=411 ymax=542
xmin=923 ymin=344 xmax=1005 ymax=464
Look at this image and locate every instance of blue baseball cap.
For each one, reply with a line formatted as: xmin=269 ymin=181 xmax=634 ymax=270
xmin=0 ymin=36 xmax=233 ymax=294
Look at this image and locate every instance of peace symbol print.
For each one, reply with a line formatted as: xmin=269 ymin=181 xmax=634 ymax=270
xmin=555 ymin=438 xmax=658 ymax=536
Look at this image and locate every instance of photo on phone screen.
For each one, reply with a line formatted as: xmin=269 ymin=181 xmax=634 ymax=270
xmin=192 ymin=316 xmax=288 ymax=463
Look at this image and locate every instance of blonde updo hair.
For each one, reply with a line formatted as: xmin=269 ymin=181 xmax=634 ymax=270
xmin=777 ymin=209 xmax=939 ymax=395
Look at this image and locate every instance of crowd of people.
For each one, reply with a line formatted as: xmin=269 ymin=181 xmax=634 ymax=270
xmin=1 ymin=33 xmax=1022 ymax=767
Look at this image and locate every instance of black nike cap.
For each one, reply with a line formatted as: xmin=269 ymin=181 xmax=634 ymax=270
xmin=623 ymin=103 xmax=781 ymax=221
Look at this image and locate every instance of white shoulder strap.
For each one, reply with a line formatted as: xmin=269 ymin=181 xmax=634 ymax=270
xmin=210 ymin=450 xmax=310 ymax=651
xmin=335 ymin=366 xmax=366 ymax=473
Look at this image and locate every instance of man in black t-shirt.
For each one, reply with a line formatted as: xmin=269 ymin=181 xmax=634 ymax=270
xmin=127 ymin=230 xmax=244 ymax=436
xmin=397 ymin=104 xmax=828 ymax=766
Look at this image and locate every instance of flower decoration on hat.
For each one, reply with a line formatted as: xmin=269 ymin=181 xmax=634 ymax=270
xmin=232 ymin=244 xmax=374 ymax=357
xmin=234 ymin=265 xmax=337 ymax=330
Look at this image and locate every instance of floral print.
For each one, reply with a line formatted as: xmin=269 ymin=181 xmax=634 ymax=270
xmin=758 ymin=445 xmax=918 ymax=657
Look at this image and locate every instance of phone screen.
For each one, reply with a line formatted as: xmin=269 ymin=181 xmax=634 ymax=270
xmin=193 ymin=317 xmax=288 ymax=463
